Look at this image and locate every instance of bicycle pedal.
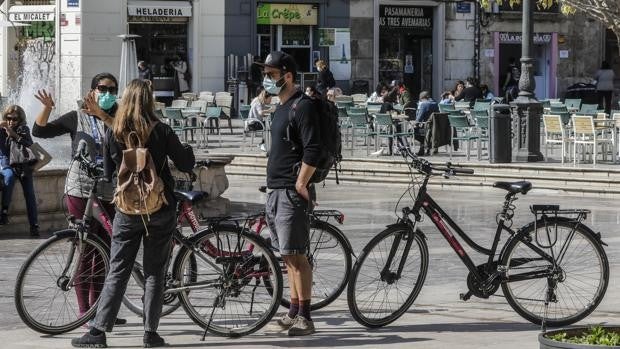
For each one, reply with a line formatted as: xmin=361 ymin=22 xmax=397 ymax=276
xmin=459 ymin=291 xmax=472 ymax=301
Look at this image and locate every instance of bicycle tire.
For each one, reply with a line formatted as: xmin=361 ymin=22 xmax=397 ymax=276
xmin=347 ymin=225 xmax=428 ymax=328
xmin=174 ymin=226 xmax=282 ymax=337
xmin=501 ymin=217 xmax=609 ymax=327
xmin=276 ymin=220 xmax=352 ymax=310
xmin=14 ymin=230 xmax=110 ymax=335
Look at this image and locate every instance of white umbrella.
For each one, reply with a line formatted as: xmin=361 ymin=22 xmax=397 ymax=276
xmin=118 ymin=34 xmax=141 ymax=97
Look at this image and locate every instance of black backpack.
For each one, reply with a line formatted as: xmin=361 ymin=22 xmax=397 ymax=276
xmin=287 ymin=94 xmax=342 ymax=184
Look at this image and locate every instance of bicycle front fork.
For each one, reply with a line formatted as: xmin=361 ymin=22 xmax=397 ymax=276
xmin=380 ymin=228 xmax=416 ymax=284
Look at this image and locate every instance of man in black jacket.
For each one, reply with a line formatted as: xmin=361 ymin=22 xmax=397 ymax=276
xmin=260 ymin=51 xmax=320 ymax=336
xmin=454 ymin=77 xmax=483 ymax=107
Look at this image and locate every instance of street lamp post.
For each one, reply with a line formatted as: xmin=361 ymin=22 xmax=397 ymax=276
xmin=512 ymin=0 xmax=544 ymax=162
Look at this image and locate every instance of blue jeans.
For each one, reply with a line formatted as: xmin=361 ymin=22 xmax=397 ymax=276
xmin=1 ymin=167 xmax=38 ymax=226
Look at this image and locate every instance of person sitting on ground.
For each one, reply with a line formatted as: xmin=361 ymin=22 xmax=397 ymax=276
xmin=439 ymin=91 xmax=454 ymax=105
xmin=247 ymin=89 xmax=274 ymax=152
xmin=305 ymin=85 xmax=319 ymax=98
xmin=0 ymin=105 xmax=39 ymax=236
xmin=480 ymin=84 xmax=494 ymax=100
xmin=454 ymin=77 xmax=483 ymax=107
xmin=415 ymin=91 xmax=439 ymax=156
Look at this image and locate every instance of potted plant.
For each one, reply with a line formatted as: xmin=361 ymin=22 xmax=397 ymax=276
xmin=540 ymin=326 xmax=620 ymax=348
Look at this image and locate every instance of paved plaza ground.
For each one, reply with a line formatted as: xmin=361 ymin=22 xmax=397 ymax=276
xmin=1 ymin=176 xmax=618 ymax=348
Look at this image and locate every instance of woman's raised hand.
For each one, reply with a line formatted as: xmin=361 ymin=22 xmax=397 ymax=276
xmin=35 ymin=89 xmax=55 ymax=108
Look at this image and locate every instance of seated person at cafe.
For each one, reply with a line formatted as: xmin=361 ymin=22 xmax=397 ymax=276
xmin=415 ymin=91 xmax=439 ymax=156
xmin=454 ymin=77 xmax=482 ymax=107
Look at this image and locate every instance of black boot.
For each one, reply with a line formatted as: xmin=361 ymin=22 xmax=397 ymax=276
xmin=416 ymin=146 xmax=425 ymax=156
xmin=71 ymin=331 xmax=107 ymax=348
xmin=143 ymin=331 xmax=166 ymax=348
xmin=30 ymin=225 xmax=39 ymax=237
xmin=0 ymin=209 xmax=8 ymax=225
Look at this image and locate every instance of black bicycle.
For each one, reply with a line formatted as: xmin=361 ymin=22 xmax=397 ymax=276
xmin=347 ymin=147 xmax=609 ymax=328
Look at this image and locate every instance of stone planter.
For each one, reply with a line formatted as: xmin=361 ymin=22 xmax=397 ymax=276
xmin=539 ymin=327 xmax=620 ymax=349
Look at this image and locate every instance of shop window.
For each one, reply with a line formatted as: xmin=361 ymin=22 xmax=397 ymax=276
xmin=281 ymin=26 xmax=310 ymax=46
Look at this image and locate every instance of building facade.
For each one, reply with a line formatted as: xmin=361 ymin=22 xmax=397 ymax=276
xmin=0 ymin=0 xmax=614 ymax=109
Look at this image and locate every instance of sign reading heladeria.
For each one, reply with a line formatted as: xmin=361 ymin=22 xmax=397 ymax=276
xmin=379 ymin=5 xmax=433 ymax=30
xmin=128 ymin=5 xmax=192 ymax=17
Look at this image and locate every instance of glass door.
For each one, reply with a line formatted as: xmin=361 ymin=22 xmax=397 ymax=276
xmin=277 ymin=25 xmax=312 ymax=72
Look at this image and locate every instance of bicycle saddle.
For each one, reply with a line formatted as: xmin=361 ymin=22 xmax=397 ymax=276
xmin=492 ymin=181 xmax=532 ymax=195
xmin=174 ymin=190 xmax=207 ymax=203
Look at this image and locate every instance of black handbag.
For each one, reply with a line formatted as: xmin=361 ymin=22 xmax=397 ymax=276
xmin=9 ymin=140 xmax=37 ymax=167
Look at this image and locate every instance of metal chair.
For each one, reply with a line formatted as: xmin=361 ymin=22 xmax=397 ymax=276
xmin=580 ymin=104 xmax=599 ymax=114
xmin=439 ymin=103 xmax=455 ymax=113
xmin=448 ymin=115 xmax=479 ymax=161
xmin=347 ymin=112 xmax=373 ymax=155
xmin=164 ymin=108 xmax=187 ymax=141
xmin=203 ymin=106 xmax=223 ymax=147
xmin=542 ymin=114 xmax=571 ymax=164
xmin=572 ymin=114 xmax=615 ymax=165
xmin=351 ymin=94 xmax=368 ymax=105
xmin=214 ymin=95 xmax=234 ymax=134
xmin=564 ymin=98 xmax=581 ymax=111
xmin=171 ymin=99 xmax=188 ymax=109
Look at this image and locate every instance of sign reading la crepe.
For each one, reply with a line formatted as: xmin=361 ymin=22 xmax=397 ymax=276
xmin=379 ymin=5 xmax=433 ymax=30
xmin=9 ymin=11 xmax=54 ymax=22
xmin=499 ymin=32 xmax=552 ymax=44
xmin=128 ymin=6 xmax=191 ymax=17
xmin=257 ymin=3 xmax=317 ymax=25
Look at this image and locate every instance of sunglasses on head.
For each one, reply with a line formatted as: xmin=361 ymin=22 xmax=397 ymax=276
xmin=96 ymin=85 xmax=118 ymax=94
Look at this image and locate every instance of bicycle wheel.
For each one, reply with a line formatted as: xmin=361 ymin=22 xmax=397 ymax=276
xmin=122 ymin=243 xmax=185 ymax=317
xmin=278 ymin=220 xmax=352 ymax=310
xmin=174 ymin=226 xmax=282 ymax=337
xmin=14 ymin=230 xmax=110 ymax=334
xmin=501 ymin=218 xmax=609 ymax=327
xmin=347 ymin=226 xmax=428 ymax=328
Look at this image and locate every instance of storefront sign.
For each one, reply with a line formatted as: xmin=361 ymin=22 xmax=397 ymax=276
xmin=128 ymin=1 xmax=192 ymax=17
xmin=456 ymin=2 xmax=471 ymax=13
xmin=21 ymin=21 xmax=54 ymax=39
xmin=257 ymin=3 xmax=318 ymax=26
xmin=318 ymin=28 xmax=335 ymax=47
xmin=8 ymin=6 xmax=55 ymax=22
xmin=559 ymin=50 xmax=569 ymax=58
xmin=499 ymin=32 xmax=552 ymax=44
xmin=379 ymin=5 xmax=433 ymax=30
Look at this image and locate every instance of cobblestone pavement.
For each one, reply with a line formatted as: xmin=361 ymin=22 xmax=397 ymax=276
xmin=1 ymin=177 xmax=618 ymax=348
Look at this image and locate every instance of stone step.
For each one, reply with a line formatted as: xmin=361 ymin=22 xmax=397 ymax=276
xmin=226 ymin=160 xmax=620 ymax=188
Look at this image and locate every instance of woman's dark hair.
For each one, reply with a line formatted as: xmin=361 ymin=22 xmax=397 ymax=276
xmin=601 ymin=61 xmax=611 ymax=69
xmin=376 ymin=83 xmax=388 ymax=95
xmin=306 ymin=85 xmax=318 ymax=95
xmin=90 ymin=72 xmax=118 ymax=90
xmin=2 ymin=105 xmax=26 ymax=125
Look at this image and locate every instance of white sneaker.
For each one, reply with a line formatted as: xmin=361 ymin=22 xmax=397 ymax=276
xmin=370 ymin=148 xmax=384 ymax=156
xmin=275 ymin=313 xmax=296 ymax=330
xmin=287 ymin=315 xmax=316 ymax=336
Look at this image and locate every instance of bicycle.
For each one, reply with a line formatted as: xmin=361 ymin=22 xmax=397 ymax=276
xmin=124 ymin=181 xmax=353 ymax=317
xmin=14 ymin=152 xmax=284 ymax=338
xmin=347 ymin=146 xmax=609 ymax=329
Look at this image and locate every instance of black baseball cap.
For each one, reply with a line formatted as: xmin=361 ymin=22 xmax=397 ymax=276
xmin=257 ymin=51 xmax=297 ymax=76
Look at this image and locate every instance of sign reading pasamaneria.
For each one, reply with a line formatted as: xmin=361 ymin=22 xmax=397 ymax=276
xmin=257 ymin=3 xmax=318 ymax=25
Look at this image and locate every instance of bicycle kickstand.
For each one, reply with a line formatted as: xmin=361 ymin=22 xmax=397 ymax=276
xmin=201 ymin=294 xmax=221 ymax=341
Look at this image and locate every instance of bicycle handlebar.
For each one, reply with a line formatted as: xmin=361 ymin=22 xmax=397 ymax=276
xmin=397 ymin=146 xmax=475 ymax=177
xmin=73 ymin=140 xmax=105 ymax=180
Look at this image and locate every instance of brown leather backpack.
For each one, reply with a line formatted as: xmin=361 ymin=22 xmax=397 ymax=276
xmin=112 ymin=122 xmax=168 ymax=218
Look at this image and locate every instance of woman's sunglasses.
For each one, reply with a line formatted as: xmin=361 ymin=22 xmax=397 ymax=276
xmin=5 ymin=117 xmax=18 ymax=121
xmin=96 ymin=85 xmax=118 ymax=94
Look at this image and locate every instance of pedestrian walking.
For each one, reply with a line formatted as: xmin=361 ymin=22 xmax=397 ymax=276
xmin=32 ymin=72 xmax=123 ymax=323
xmin=0 ymin=105 xmax=39 ymax=236
xmin=594 ymin=61 xmax=615 ymax=114
xmin=71 ymin=79 xmax=195 ymax=348
xmin=315 ymin=59 xmax=335 ymax=96
xmin=171 ymin=53 xmax=190 ymax=97
xmin=260 ymin=51 xmax=320 ymax=336
xmin=138 ymin=61 xmax=153 ymax=82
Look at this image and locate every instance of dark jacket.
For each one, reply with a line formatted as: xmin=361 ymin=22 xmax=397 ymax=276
xmin=454 ymin=86 xmax=482 ymax=107
xmin=267 ymin=91 xmax=321 ymax=189
xmin=138 ymin=67 xmax=153 ymax=81
xmin=0 ymin=123 xmax=33 ymax=171
xmin=104 ymin=121 xmax=195 ymax=206
xmin=317 ymin=68 xmax=335 ymax=94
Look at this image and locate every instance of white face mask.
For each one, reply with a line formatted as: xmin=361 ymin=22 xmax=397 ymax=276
xmin=263 ymin=75 xmax=286 ymax=95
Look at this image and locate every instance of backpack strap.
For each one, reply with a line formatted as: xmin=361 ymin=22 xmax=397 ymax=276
xmin=285 ymin=94 xmax=306 ymax=151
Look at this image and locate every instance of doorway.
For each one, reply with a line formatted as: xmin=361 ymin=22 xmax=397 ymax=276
xmin=498 ymin=42 xmax=551 ymax=99
xmin=277 ymin=25 xmax=312 ymax=72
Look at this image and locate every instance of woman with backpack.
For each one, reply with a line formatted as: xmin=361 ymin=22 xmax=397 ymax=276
xmin=0 ymin=105 xmax=39 ymax=236
xmin=71 ymin=79 xmax=195 ymax=348
xmin=33 ymin=72 xmax=122 ymax=321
